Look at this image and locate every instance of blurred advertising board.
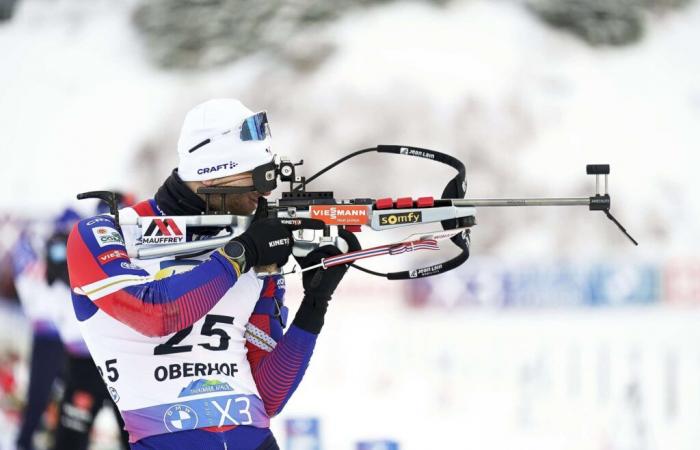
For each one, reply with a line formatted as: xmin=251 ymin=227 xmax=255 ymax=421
xmin=663 ymin=259 xmax=700 ymax=305
xmin=357 ymin=441 xmax=400 ymax=450
xmin=285 ymin=417 xmax=321 ymax=450
xmin=404 ymin=259 xmax=676 ymax=308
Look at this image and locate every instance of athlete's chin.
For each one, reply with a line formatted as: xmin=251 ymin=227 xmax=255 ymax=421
xmin=234 ymin=202 xmax=257 ymax=216
xmin=224 ymin=197 xmax=259 ymax=215
xmin=247 ymin=195 xmax=262 ymax=212
xmin=244 ymin=199 xmax=258 ymax=214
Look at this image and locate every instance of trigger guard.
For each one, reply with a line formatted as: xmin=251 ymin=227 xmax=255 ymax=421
xmin=292 ymin=237 xmax=349 ymax=258
xmin=333 ymin=237 xmax=350 ymax=253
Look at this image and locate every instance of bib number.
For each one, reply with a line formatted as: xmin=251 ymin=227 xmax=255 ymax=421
xmin=154 ymin=314 xmax=235 ymax=356
xmin=97 ymin=358 xmax=120 ymax=382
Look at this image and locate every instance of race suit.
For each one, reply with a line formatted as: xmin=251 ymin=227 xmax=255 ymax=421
xmin=66 ymin=199 xmax=318 ymax=448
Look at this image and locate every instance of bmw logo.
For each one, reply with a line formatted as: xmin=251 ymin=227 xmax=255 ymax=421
xmin=163 ymin=404 xmax=199 ymax=432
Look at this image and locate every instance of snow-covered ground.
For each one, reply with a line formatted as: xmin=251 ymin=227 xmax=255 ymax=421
xmin=275 ymin=291 xmax=700 ymax=450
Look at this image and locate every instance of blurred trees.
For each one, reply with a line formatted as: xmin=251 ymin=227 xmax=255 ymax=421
xmin=0 ymin=0 xmax=18 ymax=22
xmin=133 ymin=0 xmax=696 ymax=70
xmin=527 ymin=0 xmax=694 ymax=46
xmin=132 ymin=0 xmax=448 ymax=70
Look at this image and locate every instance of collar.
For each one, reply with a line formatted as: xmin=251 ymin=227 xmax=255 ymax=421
xmin=154 ymin=169 xmax=225 ymax=237
xmin=154 ymin=169 xmax=208 ymax=216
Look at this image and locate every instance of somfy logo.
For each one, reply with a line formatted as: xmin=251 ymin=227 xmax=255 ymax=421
xmin=142 ymin=218 xmax=186 ymax=244
xmin=379 ymin=211 xmax=422 ymax=226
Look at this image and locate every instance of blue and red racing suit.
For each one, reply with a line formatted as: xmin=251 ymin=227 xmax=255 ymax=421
xmin=66 ymin=199 xmax=318 ymax=448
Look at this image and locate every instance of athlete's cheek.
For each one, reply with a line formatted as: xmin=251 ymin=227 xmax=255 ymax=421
xmin=248 ymin=193 xmax=260 ymax=206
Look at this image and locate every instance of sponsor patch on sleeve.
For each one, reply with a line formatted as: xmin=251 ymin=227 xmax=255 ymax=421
xmin=97 ymin=249 xmax=129 ymax=265
xmin=92 ymin=227 xmax=125 ymax=248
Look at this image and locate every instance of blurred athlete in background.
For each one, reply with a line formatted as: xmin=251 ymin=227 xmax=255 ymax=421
xmin=12 ymin=212 xmax=72 ymax=450
xmin=47 ymin=205 xmax=131 ymax=450
xmin=12 ymin=206 xmax=132 ymax=450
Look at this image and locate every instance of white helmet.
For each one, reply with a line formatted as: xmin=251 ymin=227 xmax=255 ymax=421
xmin=177 ymin=99 xmax=273 ymax=181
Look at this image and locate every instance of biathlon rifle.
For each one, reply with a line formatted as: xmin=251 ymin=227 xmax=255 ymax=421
xmin=78 ymin=145 xmax=637 ymax=280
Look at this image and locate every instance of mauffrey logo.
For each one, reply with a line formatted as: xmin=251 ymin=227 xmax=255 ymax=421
xmin=142 ymin=217 xmax=186 ymax=245
xmin=379 ymin=211 xmax=422 ymax=226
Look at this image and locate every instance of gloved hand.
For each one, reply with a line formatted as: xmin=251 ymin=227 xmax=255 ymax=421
xmin=226 ymin=218 xmax=294 ymax=269
xmin=292 ymin=245 xmax=349 ymax=334
xmin=299 ymin=246 xmax=348 ymax=299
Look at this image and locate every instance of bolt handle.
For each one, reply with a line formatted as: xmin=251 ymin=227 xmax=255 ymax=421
xmin=77 ymin=190 xmax=121 ymax=229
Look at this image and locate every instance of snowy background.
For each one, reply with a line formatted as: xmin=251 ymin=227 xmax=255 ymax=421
xmin=1 ymin=0 xmax=699 ymax=449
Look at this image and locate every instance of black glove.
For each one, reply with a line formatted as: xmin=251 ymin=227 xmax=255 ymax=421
xmin=227 ymin=218 xmax=294 ymax=269
xmin=292 ymin=245 xmax=349 ymax=334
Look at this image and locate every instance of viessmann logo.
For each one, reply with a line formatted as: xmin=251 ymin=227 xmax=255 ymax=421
xmin=379 ymin=211 xmax=422 ymax=226
xmin=309 ymin=205 xmax=369 ymax=225
xmin=97 ymin=249 xmax=129 ymax=265
xmin=142 ymin=217 xmax=186 ymax=244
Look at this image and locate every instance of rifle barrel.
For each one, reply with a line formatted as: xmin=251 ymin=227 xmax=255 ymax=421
xmin=452 ymin=197 xmax=590 ymax=207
